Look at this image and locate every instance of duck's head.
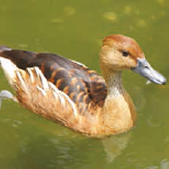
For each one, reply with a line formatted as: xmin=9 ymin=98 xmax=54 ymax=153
xmin=100 ymin=34 xmax=166 ymax=85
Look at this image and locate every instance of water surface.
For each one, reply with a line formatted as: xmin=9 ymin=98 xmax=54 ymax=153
xmin=0 ymin=0 xmax=169 ymax=168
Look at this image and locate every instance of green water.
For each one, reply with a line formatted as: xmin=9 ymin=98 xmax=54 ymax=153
xmin=0 ymin=0 xmax=168 ymax=168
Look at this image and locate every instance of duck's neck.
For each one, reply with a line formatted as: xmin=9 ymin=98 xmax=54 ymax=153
xmin=101 ymin=70 xmax=136 ymax=135
xmin=105 ymin=71 xmax=124 ymax=97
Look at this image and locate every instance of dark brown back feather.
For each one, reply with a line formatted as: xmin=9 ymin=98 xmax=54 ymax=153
xmin=0 ymin=47 xmax=107 ymax=112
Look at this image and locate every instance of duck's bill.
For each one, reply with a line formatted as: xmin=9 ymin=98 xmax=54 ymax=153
xmin=131 ymin=58 xmax=166 ymax=85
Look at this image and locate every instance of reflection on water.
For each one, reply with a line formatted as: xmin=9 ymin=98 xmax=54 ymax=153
xmin=0 ymin=117 xmax=132 ymax=169
xmin=0 ymin=0 xmax=168 ymax=168
xmin=102 ymin=132 xmax=131 ymax=162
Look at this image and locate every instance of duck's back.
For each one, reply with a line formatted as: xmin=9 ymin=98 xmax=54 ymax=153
xmin=0 ymin=47 xmax=107 ymax=114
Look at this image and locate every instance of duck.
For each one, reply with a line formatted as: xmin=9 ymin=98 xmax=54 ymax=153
xmin=0 ymin=34 xmax=166 ymax=138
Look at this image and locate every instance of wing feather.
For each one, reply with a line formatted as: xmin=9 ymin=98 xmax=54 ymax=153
xmin=0 ymin=48 xmax=107 ymax=114
xmin=0 ymin=57 xmax=79 ymax=124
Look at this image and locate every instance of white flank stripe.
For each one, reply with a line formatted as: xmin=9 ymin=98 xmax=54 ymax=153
xmin=27 ymin=68 xmax=35 ymax=83
xmin=48 ymin=82 xmax=78 ymax=117
xmin=16 ymin=71 xmax=27 ymax=90
xmin=0 ymin=57 xmax=18 ymax=85
xmin=34 ymin=67 xmax=49 ymax=90
xmin=37 ymin=86 xmax=46 ymax=96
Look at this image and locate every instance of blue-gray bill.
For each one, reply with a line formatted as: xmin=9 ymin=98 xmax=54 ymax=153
xmin=131 ymin=58 xmax=166 ymax=85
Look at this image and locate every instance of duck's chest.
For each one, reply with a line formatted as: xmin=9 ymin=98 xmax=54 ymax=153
xmin=102 ymin=92 xmax=136 ymax=135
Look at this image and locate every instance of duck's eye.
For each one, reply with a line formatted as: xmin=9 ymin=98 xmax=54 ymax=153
xmin=122 ymin=51 xmax=129 ymax=57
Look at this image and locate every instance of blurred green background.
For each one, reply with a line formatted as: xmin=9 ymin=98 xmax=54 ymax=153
xmin=0 ymin=0 xmax=168 ymax=168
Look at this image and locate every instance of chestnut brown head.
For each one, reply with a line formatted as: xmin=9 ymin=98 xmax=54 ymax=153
xmin=100 ymin=34 xmax=166 ymax=85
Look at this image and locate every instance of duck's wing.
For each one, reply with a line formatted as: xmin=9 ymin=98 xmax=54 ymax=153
xmin=0 ymin=46 xmax=107 ymax=116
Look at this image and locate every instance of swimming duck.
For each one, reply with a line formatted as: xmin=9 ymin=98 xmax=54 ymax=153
xmin=0 ymin=34 xmax=166 ymax=137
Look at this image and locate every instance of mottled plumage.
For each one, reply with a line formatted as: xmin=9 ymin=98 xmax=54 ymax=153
xmin=0 ymin=49 xmax=107 ymax=113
